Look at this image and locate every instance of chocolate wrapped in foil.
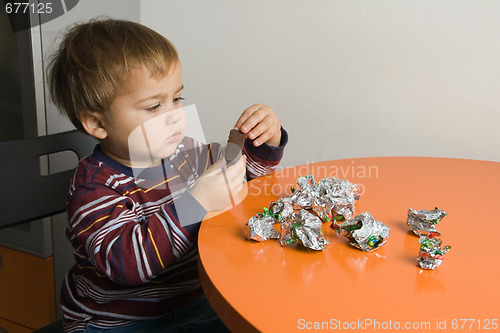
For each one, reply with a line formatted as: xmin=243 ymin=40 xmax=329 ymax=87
xmin=407 ymin=208 xmax=447 ymax=236
xmin=335 ymin=212 xmax=390 ymax=251
xmin=280 ymin=210 xmax=329 ymax=251
xmin=417 ymin=232 xmax=451 ymax=270
xmin=244 ymin=215 xmax=279 ymax=242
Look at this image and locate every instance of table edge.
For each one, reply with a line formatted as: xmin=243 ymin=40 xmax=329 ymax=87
xmin=198 ymin=257 xmax=259 ymax=333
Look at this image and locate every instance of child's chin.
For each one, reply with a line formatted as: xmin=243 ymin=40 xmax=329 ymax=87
xmin=157 ymin=144 xmax=181 ymax=159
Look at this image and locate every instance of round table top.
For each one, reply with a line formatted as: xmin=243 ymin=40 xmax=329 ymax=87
xmin=198 ymin=157 xmax=500 ymax=333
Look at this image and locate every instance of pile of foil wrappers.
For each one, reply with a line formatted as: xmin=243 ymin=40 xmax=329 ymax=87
xmin=406 ymin=208 xmax=452 ymax=269
xmin=244 ymin=174 xmax=452 ymax=269
xmin=244 ymin=174 xmax=390 ymax=251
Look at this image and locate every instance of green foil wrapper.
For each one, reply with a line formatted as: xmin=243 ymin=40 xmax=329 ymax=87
xmin=335 ymin=212 xmax=390 ymax=251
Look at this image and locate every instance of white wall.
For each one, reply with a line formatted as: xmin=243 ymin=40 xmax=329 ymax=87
xmin=141 ymin=0 xmax=500 ymax=166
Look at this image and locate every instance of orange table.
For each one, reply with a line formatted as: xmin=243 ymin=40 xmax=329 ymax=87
xmin=198 ymin=157 xmax=500 ymax=332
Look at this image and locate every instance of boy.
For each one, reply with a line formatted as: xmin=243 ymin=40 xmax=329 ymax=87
xmin=48 ymin=19 xmax=287 ymax=332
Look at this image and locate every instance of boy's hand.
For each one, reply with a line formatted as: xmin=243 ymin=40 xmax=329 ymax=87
xmin=190 ymin=155 xmax=247 ymax=212
xmin=234 ymin=104 xmax=281 ymax=147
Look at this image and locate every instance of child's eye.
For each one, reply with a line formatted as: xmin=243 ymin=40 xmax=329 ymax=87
xmin=145 ymin=103 xmax=161 ymax=112
xmin=174 ymin=97 xmax=185 ymax=103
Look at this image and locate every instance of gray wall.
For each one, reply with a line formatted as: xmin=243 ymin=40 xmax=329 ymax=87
xmin=141 ymin=0 xmax=500 ymax=167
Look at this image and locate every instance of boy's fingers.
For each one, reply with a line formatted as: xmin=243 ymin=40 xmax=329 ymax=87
xmin=241 ymin=111 xmax=266 ymax=135
xmin=246 ymin=115 xmax=276 ymax=140
xmin=224 ymin=155 xmax=246 ymax=183
xmin=253 ymin=130 xmax=274 ymax=147
xmin=205 ymin=157 xmax=226 ymax=176
xmin=221 ymin=155 xmax=245 ymax=205
xmin=237 ymin=155 xmax=247 ymax=180
xmin=229 ymin=169 xmax=246 ymax=194
xmin=234 ymin=104 xmax=264 ymax=132
xmin=246 ymin=114 xmax=280 ymax=146
xmin=233 ymin=113 xmax=250 ymax=131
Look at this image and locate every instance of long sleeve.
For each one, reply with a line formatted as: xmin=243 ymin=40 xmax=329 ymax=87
xmin=67 ymin=178 xmax=197 ymax=287
xmin=244 ymin=127 xmax=288 ymax=180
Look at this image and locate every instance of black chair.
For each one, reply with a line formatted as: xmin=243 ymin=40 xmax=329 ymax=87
xmin=0 ymin=130 xmax=96 ymax=331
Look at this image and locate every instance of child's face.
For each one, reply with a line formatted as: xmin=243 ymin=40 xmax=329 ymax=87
xmin=100 ymin=62 xmax=186 ymax=167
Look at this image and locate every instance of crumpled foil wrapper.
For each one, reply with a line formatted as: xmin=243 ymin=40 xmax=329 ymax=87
xmin=291 ymin=175 xmax=360 ymax=222
xmin=417 ymin=233 xmax=451 ymax=270
xmin=327 ymin=193 xmax=356 ymax=222
xmin=280 ymin=210 xmax=329 ymax=251
xmin=244 ymin=215 xmax=279 ymax=242
xmin=334 ymin=212 xmax=390 ymax=251
xmin=279 ymin=216 xmax=297 ymax=247
xmin=270 ymin=198 xmax=294 ymax=221
xmin=317 ymin=177 xmax=361 ymax=200
xmin=290 ymin=174 xmax=319 ymax=209
xmin=407 ymin=208 xmax=447 ymax=236
xmin=311 ymin=196 xmax=335 ymax=222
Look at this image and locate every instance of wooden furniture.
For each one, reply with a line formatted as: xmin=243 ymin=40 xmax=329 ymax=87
xmin=198 ymin=157 xmax=500 ymax=332
xmin=0 ymin=246 xmax=55 ymax=332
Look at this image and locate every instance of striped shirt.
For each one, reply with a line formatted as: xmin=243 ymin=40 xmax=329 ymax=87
xmin=62 ymin=130 xmax=287 ymax=331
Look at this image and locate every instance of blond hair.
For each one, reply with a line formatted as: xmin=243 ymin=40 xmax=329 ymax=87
xmin=48 ymin=18 xmax=179 ymax=132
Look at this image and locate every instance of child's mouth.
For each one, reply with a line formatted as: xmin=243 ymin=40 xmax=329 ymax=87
xmin=167 ymin=131 xmax=181 ymax=143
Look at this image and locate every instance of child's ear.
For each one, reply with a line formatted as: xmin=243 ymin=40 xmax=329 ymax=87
xmin=81 ymin=112 xmax=108 ymax=140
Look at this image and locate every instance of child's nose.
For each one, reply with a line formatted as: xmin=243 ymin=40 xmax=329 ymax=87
xmin=165 ymin=113 xmax=180 ymax=125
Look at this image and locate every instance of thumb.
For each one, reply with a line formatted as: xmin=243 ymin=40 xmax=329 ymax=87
xmin=205 ymin=157 xmax=226 ymax=176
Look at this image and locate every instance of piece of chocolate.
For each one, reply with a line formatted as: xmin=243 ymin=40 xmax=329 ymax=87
xmin=225 ymin=129 xmax=246 ymax=166
xmin=417 ymin=232 xmax=451 ymax=270
xmin=407 ymin=208 xmax=447 ymax=236
xmin=334 ymin=212 xmax=390 ymax=251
